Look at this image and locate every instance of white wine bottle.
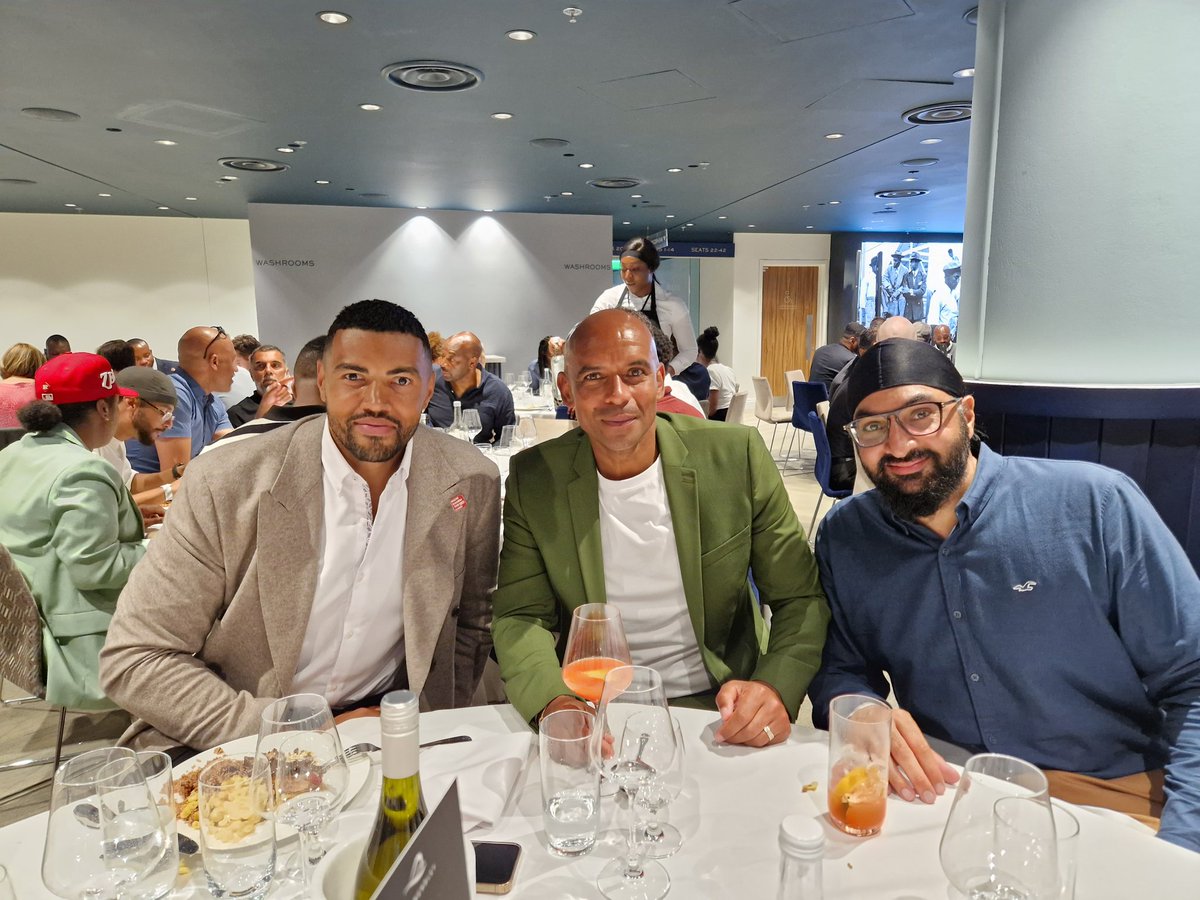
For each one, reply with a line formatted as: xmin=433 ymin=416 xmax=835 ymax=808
xmin=353 ymin=690 xmax=425 ymax=900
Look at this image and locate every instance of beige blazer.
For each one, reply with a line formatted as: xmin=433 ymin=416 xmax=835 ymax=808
xmin=100 ymin=417 xmax=500 ymax=751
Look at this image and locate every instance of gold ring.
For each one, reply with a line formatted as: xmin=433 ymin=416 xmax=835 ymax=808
xmin=763 ymin=725 xmax=775 ymax=742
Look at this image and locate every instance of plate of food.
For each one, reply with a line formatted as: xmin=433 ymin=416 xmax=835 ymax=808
xmin=172 ymin=733 xmax=372 ymax=843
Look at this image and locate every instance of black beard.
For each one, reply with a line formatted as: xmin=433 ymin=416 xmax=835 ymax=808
xmin=331 ymin=413 xmax=416 ymax=463
xmin=871 ymin=417 xmax=970 ymax=521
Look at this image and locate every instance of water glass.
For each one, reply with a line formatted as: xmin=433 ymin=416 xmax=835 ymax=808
xmin=991 ymin=798 xmax=1080 ymax=900
xmin=198 ymin=756 xmax=276 ymax=900
xmin=498 ymin=424 xmax=517 ymax=451
xmin=516 ymin=416 xmax=538 ymax=448
xmin=539 ymin=708 xmax=602 ymax=856
xmin=42 ymin=747 xmax=169 ymax=900
xmin=129 ymin=751 xmax=180 ymax=900
xmin=827 ymin=693 xmax=891 ymax=836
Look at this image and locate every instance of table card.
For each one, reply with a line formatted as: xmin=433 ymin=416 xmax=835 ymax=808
xmin=371 ymin=780 xmax=470 ymax=900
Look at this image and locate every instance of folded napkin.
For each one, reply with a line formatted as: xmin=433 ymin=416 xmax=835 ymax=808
xmin=421 ymin=732 xmax=533 ymax=832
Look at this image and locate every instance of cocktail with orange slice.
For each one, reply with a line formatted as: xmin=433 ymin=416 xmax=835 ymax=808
xmin=826 ymin=694 xmax=891 ymax=837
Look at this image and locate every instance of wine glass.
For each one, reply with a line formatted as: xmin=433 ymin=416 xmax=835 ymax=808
xmin=274 ymin=730 xmax=350 ymax=886
xmin=561 ymin=603 xmax=633 ymax=706
xmin=520 ymin=369 xmax=533 ymax=392
xmin=42 ymin=747 xmax=169 ymax=900
xmin=636 ymin=716 xmax=686 ymax=858
xmin=591 ymin=665 xmax=673 ymax=900
xmin=940 ymin=753 xmax=1052 ymax=899
xmin=989 ymin=796 xmax=1061 ymax=899
xmin=462 ymin=408 xmax=483 ymax=441
xmin=516 ymin=415 xmax=538 ymax=448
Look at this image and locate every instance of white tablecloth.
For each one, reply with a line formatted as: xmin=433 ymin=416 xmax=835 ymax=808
xmin=5 ymin=706 xmax=1199 ymax=898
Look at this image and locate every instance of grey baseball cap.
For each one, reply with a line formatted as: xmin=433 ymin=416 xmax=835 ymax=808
xmin=116 ymin=366 xmax=178 ymax=406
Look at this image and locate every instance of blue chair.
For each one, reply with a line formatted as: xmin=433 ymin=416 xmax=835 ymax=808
xmin=806 ymin=409 xmax=851 ymax=534
xmin=782 ymin=381 xmax=829 ymax=472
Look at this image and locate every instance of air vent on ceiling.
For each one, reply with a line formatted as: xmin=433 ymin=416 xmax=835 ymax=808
xmin=903 ymin=102 xmax=971 ymax=125
xmin=0 ymin=178 xmax=37 ymax=185
xmin=588 ymin=177 xmax=641 ymax=189
xmin=529 ymin=138 xmax=570 ymax=149
xmin=219 ymin=158 xmax=289 ymax=173
xmin=900 ymin=157 xmax=939 ymax=167
xmin=964 ymin=7 xmax=979 ymax=25
xmin=359 ymin=192 xmax=389 ymax=198
xmin=382 ymin=61 xmax=483 ymax=92
xmin=21 ymin=107 xmax=80 ymax=122
xmin=875 ymin=189 xmax=929 ymax=199
xmin=872 ymin=208 xmax=898 ymax=214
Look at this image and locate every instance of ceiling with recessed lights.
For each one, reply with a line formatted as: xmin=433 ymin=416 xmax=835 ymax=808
xmin=0 ymin=0 xmax=977 ymax=242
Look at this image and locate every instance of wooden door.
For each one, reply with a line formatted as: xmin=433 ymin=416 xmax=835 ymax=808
xmin=760 ymin=265 xmax=819 ymax=396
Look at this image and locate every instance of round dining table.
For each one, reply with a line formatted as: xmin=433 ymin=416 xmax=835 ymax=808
xmin=3 ymin=704 xmax=1199 ymax=899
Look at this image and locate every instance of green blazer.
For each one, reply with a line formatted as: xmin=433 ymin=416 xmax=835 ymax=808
xmin=492 ymin=414 xmax=829 ymax=723
xmin=0 ymin=425 xmax=145 ymax=709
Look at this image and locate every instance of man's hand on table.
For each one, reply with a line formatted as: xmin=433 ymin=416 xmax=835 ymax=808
xmin=889 ymin=708 xmax=959 ymax=803
xmin=715 ymin=680 xmax=789 ymax=746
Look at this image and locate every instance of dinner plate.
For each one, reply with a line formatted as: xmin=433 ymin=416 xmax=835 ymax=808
xmin=173 ymin=732 xmax=372 ymax=843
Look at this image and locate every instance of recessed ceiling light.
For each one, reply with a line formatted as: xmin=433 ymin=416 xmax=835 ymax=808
xmin=276 ymin=147 xmax=295 ymax=153
xmin=359 ymin=103 xmax=382 ymax=111
xmin=748 ymin=224 xmax=756 ymax=228
xmin=220 ymin=175 xmax=238 ymax=180
xmin=561 ymin=191 xmax=574 ymax=196
xmin=954 ymin=68 xmax=976 ymax=78
xmin=622 ymin=221 xmax=631 ymax=225
xmin=886 ymin=202 xmax=898 ymax=206
xmin=506 ymin=29 xmax=536 ymax=41
xmin=824 ymin=133 xmax=844 ymax=139
xmin=64 ymin=203 xmax=77 ymax=208
xmin=317 ymin=11 xmax=351 ymax=25
xmin=157 ymin=206 xmax=169 ymax=210
xmin=315 ymin=179 xmax=331 ymax=185
xmin=829 ymin=200 xmax=841 ymax=205
xmin=666 ymin=215 xmax=675 ymax=219
xmin=154 ymin=140 xmax=177 ymax=146
xmin=806 ymin=225 xmax=813 ymax=229
xmin=185 ymin=196 xmax=198 ymax=201
xmin=903 ymin=177 xmax=918 ymax=182
xmin=718 ymin=215 xmax=727 ymax=220
xmin=97 ymin=193 xmax=111 ymax=197
xmin=920 ymin=138 xmax=943 ymax=145
xmin=491 ymin=112 xmax=513 ymax=120
xmin=666 ymin=167 xmax=682 ymax=173
xmin=578 ymin=163 xmax=594 ymax=169
xmin=483 ymin=208 xmax=494 ymax=212
xmin=685 ymin=223 xmax=694 ymax=227
xmin=416 ymin=205 xmax=428 ymax=209
xmin=630 ymin=194 xmax=642 ymax=198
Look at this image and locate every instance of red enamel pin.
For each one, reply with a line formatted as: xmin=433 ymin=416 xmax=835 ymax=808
xmin=451 ymin=494 xmax=467 ymax=511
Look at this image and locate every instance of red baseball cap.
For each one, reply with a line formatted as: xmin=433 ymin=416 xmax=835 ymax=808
xmin=35 ymin=353 xmax=139 ymax=405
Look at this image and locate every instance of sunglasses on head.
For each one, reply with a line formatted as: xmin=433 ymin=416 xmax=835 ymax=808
xmin=203 ymin=326 xmax=227 ymax=358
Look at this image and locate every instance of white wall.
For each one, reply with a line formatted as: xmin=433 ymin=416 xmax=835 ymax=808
xmin=729 ymin=232 xmax=832 ymax=393
xmin=960 ymin=0 xmax=1200 ymax=384
xmin=698 ymin=258 xmax=735 ymax=368
xmin=0 ymin=214 xmax=256 ymax=359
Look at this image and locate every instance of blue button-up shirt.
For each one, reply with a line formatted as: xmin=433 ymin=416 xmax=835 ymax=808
xmin=126 ymin=369 xmax=232 ymax=473
xmin=809 ymin=444 xmax=1200 ymax=851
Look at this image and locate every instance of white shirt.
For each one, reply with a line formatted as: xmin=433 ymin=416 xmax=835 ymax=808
xmin=591 ymin=283 xmax=698 ymax=375
xmin=291 ymin=426 xmax=413 ymax=705
xmin=706 ymin=363 xmax=738 ymax=413
xmin=664 ymin=375 xmax=705 ymax=416
xmin=597 ymin=460 xmax=715 ymax=698
xmin=94 ymin=439 xmax=134 ymax=489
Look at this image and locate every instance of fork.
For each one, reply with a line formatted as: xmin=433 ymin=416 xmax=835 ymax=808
xmin=343 ymin=735 xmax=472 ymax=763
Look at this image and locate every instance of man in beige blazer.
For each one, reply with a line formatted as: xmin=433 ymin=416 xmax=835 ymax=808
xmin=101 ymin=300 xmax=501 ymax=752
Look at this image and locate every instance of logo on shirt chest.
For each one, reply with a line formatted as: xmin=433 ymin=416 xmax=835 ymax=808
xmin=1011 ymin=580 xmax=1038 ymax=593
xmin=450 ymin=493 xmax=467 ymax=511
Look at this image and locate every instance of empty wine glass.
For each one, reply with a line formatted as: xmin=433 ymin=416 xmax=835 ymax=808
xmin=561 ymin=603 xmax=633 ymax=706
xmin=274 ymin=730 xmax=350 ymax=886
xmin=637 ymin=716 xmax=686 ymax=859
xmin=989 ymin=796 xmax=1061 ymax=899
xmin=462 ymin=408 xmax=483 ymax=441
xmin=42 ymin=747 xmax=169 ymax=900
xmin=516 ymin=415 xmax=538 ymax=448
xmin=940 ymin=753 xmax=1052 ymax=899
xmin=520 ymin=369 xmax=533 ymax=392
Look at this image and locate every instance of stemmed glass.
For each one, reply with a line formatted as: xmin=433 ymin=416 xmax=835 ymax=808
xmin=42 ymin=747 xmax=169 ymax=900
xmin=591 ymin=665 xmax=674 ymax=900
xmin=516 ymin=415 xmax=538 ymax=448
xmin=635 ymin=716 xmax=686 ymax=858
xmin=462 ymin=408 xmax=483 ymax=441
xmin=520 ymin=369 xmax=533 ymax=393
xmin=561 ymin=603 xmax=633 ymax=706
xmin=274 ymin=731 xmax=350 ymax=886
xmin=939 ymin=753 xmax=1053 ymax=899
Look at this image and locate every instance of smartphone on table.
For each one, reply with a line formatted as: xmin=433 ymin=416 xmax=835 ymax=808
xmin=472 ymin=841 xmax=521 ymax=895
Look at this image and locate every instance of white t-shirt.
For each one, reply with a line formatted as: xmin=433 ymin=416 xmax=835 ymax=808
xmin=94 ymin=439 xmax=134 ymax=489
xmin=597 ymin=459 xmax=715 ymax=698
xmin=706 ymin=363 xmax=738 ymax=413
xmin=591 ymin=283 xmax=698 ymax=375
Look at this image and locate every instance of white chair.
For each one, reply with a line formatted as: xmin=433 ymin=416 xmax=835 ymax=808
xmin=725 ymin=390 xmax=747 ymax=425
xmin=751 ymin=377 xmax=791 ymax=455
xmin=533 ymin=417 xmax=576 ymax=441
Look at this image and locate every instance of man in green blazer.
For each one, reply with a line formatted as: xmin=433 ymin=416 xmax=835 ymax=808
xmin=493 ymin=310 xmax=829 ymax=747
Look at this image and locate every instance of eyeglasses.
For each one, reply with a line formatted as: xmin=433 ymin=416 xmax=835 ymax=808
xmin=203 ymin=326 xmax=227 ymax=358
xmin=844 ymin=398 xmax=963 ymax=449
xmin=139 ymin=399 xmax=174 ymax=425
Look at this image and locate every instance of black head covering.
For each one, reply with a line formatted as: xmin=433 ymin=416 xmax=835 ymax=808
xmin=845 ymin=339 xmax=965 ymax=417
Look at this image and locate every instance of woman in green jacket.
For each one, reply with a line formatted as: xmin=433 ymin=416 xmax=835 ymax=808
xmin=0 ymin=352 xmax=145 ymax=708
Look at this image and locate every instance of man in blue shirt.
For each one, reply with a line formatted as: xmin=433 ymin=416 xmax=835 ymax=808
xmin=809 ymin=339 xmax=1200 ymax=852
xmin=427 ymin=331 xmax=514 ymax=443
xmin=127 ymin=326 xmax=235 ymax=474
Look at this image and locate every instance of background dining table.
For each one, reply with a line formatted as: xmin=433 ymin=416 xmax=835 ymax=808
xmin=4 ymin=704 xmax=1199 ymax=899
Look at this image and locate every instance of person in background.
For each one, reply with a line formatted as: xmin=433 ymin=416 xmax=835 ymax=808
xmin=429 ymin=331 xmax=515 ymax=442
xmin=97 ymin=339 xmax=136 ymax=372
xmin=914 ymin=322 xmax=932 ymax=343
xmin=808 ymin=322 xmax=864 ymax=394
xmin=225 ymin=344 xmax=294 ymax=428
xmin=93 ymin=366 xmax=180 ymax=528
xmin=933 ymin=324 xmax=957 ymax=365
xmin=101 ymin=300 xmax=500 ymax=751
xmin=697 ymin=326 xmax=738 ymax=421
xmin=44 ymin=334 xmax=71 ymax=360
xmin=809 ymin=340 xmax=1200 ymax=852
xmin=882 ymin=252 xmax=907 ymax=318
xmin=128 ymin=338 xmax=179 ymax=375
xmin=591 ymin=237 xmax=698 ymax=375
xmin=427 ymin=331 xmax=446 ymax=367
xmin=126 ymin=326 xmax=235 ymax=476
xmin=214 ymin=333 xmax=259 ymax=410
xmin=668 ymin=336 xmax=712 ymax=404
xmin=528 ymin=335 xmax=565 ymax=394
xmin=492 ymin=309 xmax=829 ymax=744
xmin=0 ymin=342 xmax=44 ymax=428
xmin=640 ymin=315 xmax=704 ymax=418
xmin=0 ymin=353 xmax=145 ymax=709
xmin=932 ymin=255 xmax=962 ymax=336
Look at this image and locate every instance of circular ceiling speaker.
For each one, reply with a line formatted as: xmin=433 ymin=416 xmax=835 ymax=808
xmin=219 ymin=158 xmax=289 ymax=173
xmin=0 ymin=178 xmax=37 ymax=185
xmin=529 ymin=137 xmax=571 ymax=149
xmin=21 ymin=107 xmax=81 ymax=122
xmin=588 ymin=177 xmax=641 ymax=189
xmin=382 ymin=60 xmax=483 ymax=92
xmin=875 ymin=189 xmax=929 ymax=199
xmin=964 ymin=7 xmax=979 ymax=25
xmin=903 ymin=102 xmax=971 ymax=125
xmin=900 ymin=157 xmax=939 ymax=167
